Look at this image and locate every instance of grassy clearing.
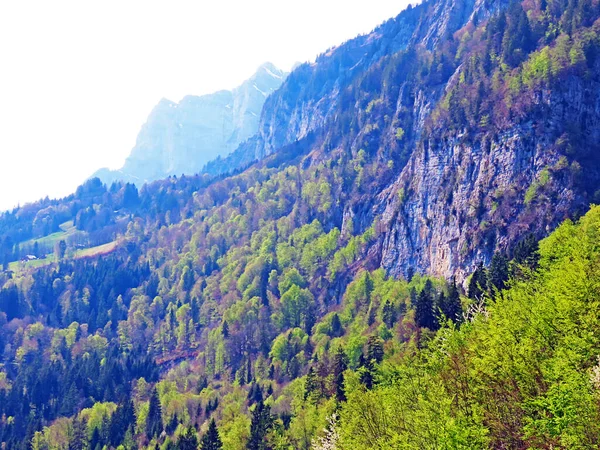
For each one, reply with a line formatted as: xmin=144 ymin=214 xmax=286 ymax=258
xmin=8 ymin=255 xmax=54 ymax=273
xmin=58 ymin=221 xmax=74 ymax=232
xmin=20 ymin=221 xmax=83 ymax=249
xmin=8 ymin=239 xmax=120 ymax=275
xmin=73 ymin=240 xmax=119 ymax=258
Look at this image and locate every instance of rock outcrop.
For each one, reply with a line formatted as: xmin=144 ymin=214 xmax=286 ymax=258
xmin=206 ymin=0 xmax=509 ymax=175
xmin=378 ymin=68 xmax=600 ymax=281
xmin=207 ymin=0 xmax=600 ymax=284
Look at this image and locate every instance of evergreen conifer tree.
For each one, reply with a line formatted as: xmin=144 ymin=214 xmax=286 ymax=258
xmin=468 ymin=262 xmax=488 ymax=300
xmin=333 ymin=347 xmax=348 ymax=402
xmin=330 ymin=313 xmax=344 ymax=338
xmin=366 ymin=335 xmax=384 ymax=364
xmin=177 ymin=426 xmax=199 ymax=450
xmin=415 ymin=281 xmax=438 ymax=330
xmin=440 ymin=278 xmax=462 ymax=323
xmin=489 ymin=252 xmax=509 ymax=293
xmin=382 ymin=300 xmax=397 ymax=328
xmin=200 ymin=418 xmax=222 ymax=450
xmin=247 ymin=401 xmax=273 ymax=450
xmin=147 ymin=387 xmax=163 ymax=439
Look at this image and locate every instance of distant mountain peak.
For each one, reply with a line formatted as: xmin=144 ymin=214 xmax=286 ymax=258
xmin=92 ymin=64 xmax=288 ymax=187
xmin=257 ymin=62 xmax=285 ymax=79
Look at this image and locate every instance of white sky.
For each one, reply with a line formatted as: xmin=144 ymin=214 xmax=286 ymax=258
xmin=0 ymin=0 xmax=410 ymax=212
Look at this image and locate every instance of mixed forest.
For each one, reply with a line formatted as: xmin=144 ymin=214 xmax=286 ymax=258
xmin=3 ymin=0 xmax=600 ymax=448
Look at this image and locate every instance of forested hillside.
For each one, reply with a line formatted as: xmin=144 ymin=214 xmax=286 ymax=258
xmin=331 ymin=205 xmax=600 ymax=449
xmin=2 ymin=0 xmax=600 ymax=448
xmin=207 ymin=0 xmax=600 ymax=280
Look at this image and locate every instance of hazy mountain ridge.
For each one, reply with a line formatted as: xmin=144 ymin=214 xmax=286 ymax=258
xmin=93 ymin=62 xmax=287 ymax=186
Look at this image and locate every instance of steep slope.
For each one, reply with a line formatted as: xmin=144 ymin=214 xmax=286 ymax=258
xmin=338 ymin=206 xmax=600 ymax=449
xmin=94 ymin=63 xmax=287 ymax=186
xmin=378 ymin=8 xmax=600 ymax=281
xmin=205 ymin=0 xmax=509 ymax=174
xmin=211 ymin=0 xmax=600 ymax=284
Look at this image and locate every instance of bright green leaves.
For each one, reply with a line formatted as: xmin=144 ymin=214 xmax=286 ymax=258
xmin=280 ymin=284 xmax=315 ymax=331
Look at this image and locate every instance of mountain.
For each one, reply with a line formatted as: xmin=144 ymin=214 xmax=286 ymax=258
xmin=208 ymin=0 xmax=600 ymax=282
xmin=93 ymin=62 xmax=287 ymax=186
xmin=3 ymin=0 xmax=600 ymax=448
xmin=205 ymin=0 xmax=509 ymax=173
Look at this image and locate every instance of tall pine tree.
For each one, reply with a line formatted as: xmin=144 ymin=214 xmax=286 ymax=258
xmin=147 ymin=387 xmax=163 ymax=439
xmin=382 ymin=300 xmax=397 ymax=328
xmin=177 ymin=426 xmax=199 ymax=450
xmin=512 ymin=233 xmax=539 ymax=269
xmin=330 ymin=313 xmax=343 ymax=338
xmin=415 ymin=281 xmax=438 ymax=330
xmin=69 ymin=417 xmax=87 ymax=450
xmin=109 ymin=399 xmax=135 ymax=446
xmin=489 ymin=252 xmax=509 ymax=293
xmin=200 ymin=418 xmax=222 ymax=450
xmin=247 ymin=401 xmax=273 ymax=450
xmin=366 ymin=335 xmax=384 ymax=364
xmin=333 ymin=347 xmax=348 ymax=402
xmin=304 ymin=367 xmax=321 ymax=403
xmin=439 ymin=278 xmax=462 ymax=323
xmin=468 ymin=262 xmax=488 ymax=300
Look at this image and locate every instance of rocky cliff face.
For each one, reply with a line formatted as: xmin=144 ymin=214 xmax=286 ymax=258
xmin=94 ymin=63 xmax=287 ymax=186
xmin=206 ymin=0 xmax=509 ymax=175
xmin=207 ymin=0 xmax=600 ymax=285
xmin=92 ymin=0 xmax=600 ymax=286
xmin=378 ymin=68 xmax=600 ymax=282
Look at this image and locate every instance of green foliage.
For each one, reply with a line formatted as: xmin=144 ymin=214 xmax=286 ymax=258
xmin=365 ymin=98 xmax=383 ymax=114
xmin=301 ymin=181 xmax=333 ymax=213
xmin=333 ymin=205 xmax=600 ymax=448
xmin=395 ymin=127 xmax=405 ymax=141
xmin=270 ymin=328 xmax=309 ymax=378
xmin=396 ymin=187 xmax=405 ymax=204
xmin=299 ymin=227 xmax=340 ymax=277
xmin=278 ymin=267 xmax=306 ymax=295
xmin=147 ymin=388 xmax=163 ymax=439
xmin=525 ymin=180 xmax=540 ymax=205
xmin=468 ymin=262 xmax=488 ymax=300
xmin=200 ymin=419 xmax=222 ymax=450
xmin=333 ymin=347 xmax=348 ymax=403
xmin=439 ymin=279 xmax=462 ymax=323
xmin=247 ymin=401 xmax=273 ymax=450
xmin=414 ymin=280 xmax=438 ymax=330
xmin=177 ymin=426 xmax=199 ymax=450
xmin=79 ymin=402 xmax=117 ymax=439
xmin=488 ymin=252 xmax=509 ymax=292
xmin=328 ymin=227 xmax=375 ymax=280
xmin=280 ymin=285 xmax=315 ymax=330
